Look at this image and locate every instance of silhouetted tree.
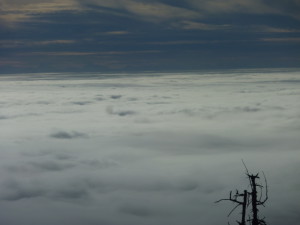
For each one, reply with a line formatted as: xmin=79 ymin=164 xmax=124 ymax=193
xmin=244 ymin=162 xmax=268 ymax=225
xmin=216 ymin=161 xmax=268 ymax=225
xmin=215 ymin=189 xmax=248 ymax=225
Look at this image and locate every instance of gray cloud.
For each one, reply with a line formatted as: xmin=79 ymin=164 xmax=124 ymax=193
xmin=50 ymin=131 xmax=89 ymax=139
xmin=234 ymin=106 xmax=261 ymax=112
xmin=106 ymin=106 xmax=136 ymax=116
xmin=2 ymin=187 xmax=45 ymax=201
xmin=0 ymin=177 xmax=89 ymax=202
xmin=119 ymin=204 xmax=160 ymax=217
xmin=35 ymin=101 xmax=53 ymax=105
xmin=95 ymin=97 xmax=105 ymax=101
xmin=110 ymin=95 xmax=122 ymax=99
xmin=71 ymin=101 xmax=93 ymax=105
xmin=50 ymin=186 xmax=89 ymax=200
xmin=80 ymin=159 xmax=118 ymax=169
xmin=29 ymin=160 xmax=75 ymax=172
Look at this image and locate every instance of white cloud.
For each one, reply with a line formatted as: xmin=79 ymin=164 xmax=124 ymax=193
xmin=0 ymin=0 xmax=80 ymax=26
xmin=174 ymin=20 xmax=232 ymax=30
xmin=0 ymin=70 xmax=299 ymax=225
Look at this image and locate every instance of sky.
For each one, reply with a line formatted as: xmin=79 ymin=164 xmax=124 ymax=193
xmin=1 ymin=1 xmax=300 ymax=224
xmin=1 ymin=0 xmax=300 ymax=73
xmin=0 ymin=70 xmax=300 ymax=225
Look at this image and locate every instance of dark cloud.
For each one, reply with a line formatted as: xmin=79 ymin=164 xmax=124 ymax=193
xmin=50 ymin=131 xmax=89 ymax=139
xmin=3 ymin=187 xmax=45 ymax=201
xmin=0 ymin=178 xmax=89 ymax=202
xmin=29 ymin=161 xmax=75 ymax=172
xmin=1 ymin=180 xmax=45 ymax=201
xmin=71 ymin=101 xmax=93 ymax=105
xmin=110 ymin=95 xmax=122 ymax=99
xmin=234 ymin=106 xmax=261 ymax=112
xmin=1 ymin=0 xmax=300 ymax=73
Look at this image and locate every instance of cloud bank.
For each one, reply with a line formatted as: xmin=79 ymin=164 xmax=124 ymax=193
xmin=0 ymin=70 xmax=300 ymax=225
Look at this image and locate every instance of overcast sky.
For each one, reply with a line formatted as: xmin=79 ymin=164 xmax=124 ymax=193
xmin=1 ymin=0 xmax=300 ymax=73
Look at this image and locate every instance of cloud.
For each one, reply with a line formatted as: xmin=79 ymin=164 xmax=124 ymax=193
xmin=110 ymin=95 xmax=122 ymax=99
xmin=0 ymin=115 xmax=9 ymax=120
xmin=95 ymin=96 xmax=105 ymax=101
xmin=0 ymin=177 xmax=89 ymax=202
xmin=0 ymin=0 xmax=80 ymax=26
xmin=120 ymin=0 xmax=199 ymax=21
xmin=234 ymin=106 xmax=261 ymax=112
xmin=119 ymin=204 xmax=160 ymax=217
xmin=50 ymin=131 xmax=89 ymax=139
xmin=80 ymin=159 xmax=118 ymax=169
xmin=0 ymin=40 xmax=77 ymax=48
xmin=71 ymin=101 xmax=93 ymax=105
xmin=261 ymin=37 xmax=300 ymax=42
xmin=17 ymin=50 xmax=161 ymax=57
xmin=0 ymin=59 xmax=27 ymax=68
xmin=188 ymin=0 xmax=277 ymax=14
xmin=103 ymin=31 xmax=130 ymax=35
xmin=1 ymin=180 xmax=45 ymax=201
xmin=29 ymin=161 xmax=75 ymax=172
xmin=6 ymin=161 xmax=75 ymax=174
xmin=256 ymin=25 xmax=300 ymax=33
xmin=1 ymin=0 xmax=300 ymax=30
xmin=49 ymin=186 xmax=89 ymax=200
xmin=174 ymin=20 xmax=232 ymax=30
xmin=0 ymin=71 xmax=300 ymax=225
xmin=106 ymin=106 xmax=136 ymax=116
xmin=1 ymin=0 xmax=199 ymax=26
xmin=20 ymin=51 xmax=99 ymax=56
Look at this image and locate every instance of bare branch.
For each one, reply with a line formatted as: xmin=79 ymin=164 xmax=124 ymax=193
xmin=242 ymin=159 xmax=249 ymax=175
xmin=261 ymin=171 xmax=268 ymax=205
xmin=228 ymin=204 xmax=241 ymax=217
xmin=215 ymin=198 xmax=243 ymax=205
xmin=217 ymin=163 xmax=268 ymax=225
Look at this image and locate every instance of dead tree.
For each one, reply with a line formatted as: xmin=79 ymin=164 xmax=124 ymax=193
xmin=215 ymin=189 xmax=248 ymax=225
xmin=244 ymin=163 xmax=268 ymax=225
xmin=216 ymin=161 xmax=268 ymax=225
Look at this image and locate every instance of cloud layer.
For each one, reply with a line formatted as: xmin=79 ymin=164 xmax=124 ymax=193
xmin=0 ymin=70 xmax=300 ymax=225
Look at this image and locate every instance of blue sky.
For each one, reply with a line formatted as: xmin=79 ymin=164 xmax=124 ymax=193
xmin=1 ymin=0 xmax=300 ymax=73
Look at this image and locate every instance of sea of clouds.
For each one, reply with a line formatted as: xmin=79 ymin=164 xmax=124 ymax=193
xmin=0 ymin=70 xmax=299 ymax=225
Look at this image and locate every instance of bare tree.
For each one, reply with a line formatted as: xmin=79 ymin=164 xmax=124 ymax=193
xmin=244 ymin=161 xmax=268 ymax=225
xmin=215 ymin=189 xmax=248 ymax=225
xmin=216 ymin=161 xmax=268 ymax=225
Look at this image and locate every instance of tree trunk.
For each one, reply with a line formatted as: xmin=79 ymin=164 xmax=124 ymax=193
xmin=241 ymin=190 xmax=247 ymax=225
xmin=250 ymin=176 xmax=259 ymax=225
